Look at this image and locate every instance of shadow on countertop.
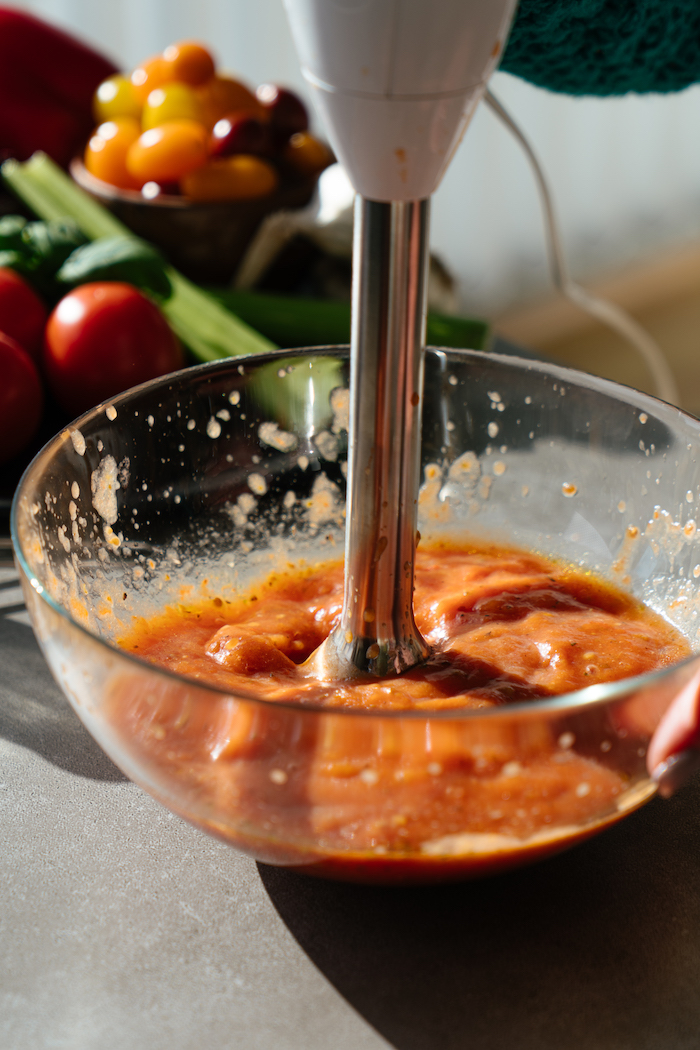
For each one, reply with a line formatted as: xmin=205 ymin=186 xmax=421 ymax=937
xmin=0 ymin=614 xmax=126 ymax=783
xmin=259 ymin=780 xmax=700 ymax=1050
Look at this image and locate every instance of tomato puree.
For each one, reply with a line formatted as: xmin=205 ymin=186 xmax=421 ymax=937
xmin=108 ymin=541 xmax=691 ymax=881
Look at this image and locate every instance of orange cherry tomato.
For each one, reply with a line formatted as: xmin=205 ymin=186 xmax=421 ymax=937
xmin=180 ymin=154 xmax=278 ymax=201
xmin=142 ymin=81 xmax=203 ymax=130
xmin=126 ymin=120 xmax=209 ymax=184
xmin=283 ymin=132 xmax=334 ymax=177
xmin=195 ymin=76 xmax=264 ymax=129
xmin=93 ymin=74 xmax=141 ymax=122
xmin=130 ymin=55 xmax=172 ymax=105
xmin=161 ymin=41 xmax=215 ymax=86
xmin=85 ymin=118 xmax=142 ymax=189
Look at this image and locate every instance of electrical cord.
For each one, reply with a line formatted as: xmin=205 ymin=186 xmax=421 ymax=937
xmin=484 ymin=88 xmax=680 ymax=406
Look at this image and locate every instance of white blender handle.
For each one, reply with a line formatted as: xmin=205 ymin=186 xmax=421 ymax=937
xmin=283 ymin=0 xmax=518 ymax=201
xmin=283 ymin=0 xmax=519 ymax=676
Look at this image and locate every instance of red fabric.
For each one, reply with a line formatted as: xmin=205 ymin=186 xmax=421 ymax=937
xmin=0 ymin=8 xmax=117 ymax=167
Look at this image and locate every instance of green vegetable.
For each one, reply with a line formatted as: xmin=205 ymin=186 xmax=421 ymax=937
xmin=21 ymin=217 xmax=86 ymax=271
xmin=0 ymin=214 xmax=27 ymax=252
xmin=213 ymin=289 xmax=489 ymax=352
xmin=0 ymin=213 xmax=88 ymax=298
xmin=2 ymin=153 xmax=275 ymax=361
xmin=19 ymin=218 xmax=87 ymax=297
xmin=249 ymin=354 xmax=345 ymax=433
xmin=0 ymin=248 xmax=28 ymax=273
xmin=56 ymin=236 xmax=172 ymax=300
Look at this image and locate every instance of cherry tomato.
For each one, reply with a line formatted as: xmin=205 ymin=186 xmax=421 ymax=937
xmin=161 ymin=41 xmax=215 ymax=87
xmin=195 ymin=76 xmax=264 ymax=129
xmin=210 ymin=113 xmax=271 ymax=157
xmin=130 ymin=55 xmax=172 ymax=105
xmin=43 ymin=283 xmax=183 ymax=417
xmin=142 ymin=82 xmax=203 ymax=130
xmin=180 ymin=155 xmax=278 ymax=201
xmin=283 ymin=131 xmax=334 ymax=177
xmin=84 ymin=118 xmax=142 ymax=189
xmin=0 ymin=267 xmax=47 ymax=360
xmin=126 ymin=120 xmax=209 ymax=184
xmin=0 ymin=331 xmax=43 ymax=465
xmin=256 ymin=84 xmax=308 ymax=142
xmin=93 ymin=75 xmax=142 ymax=122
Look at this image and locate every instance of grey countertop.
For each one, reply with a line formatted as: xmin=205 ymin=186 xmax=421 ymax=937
xmin=2 ymin=562 xmax=700 ymax=1050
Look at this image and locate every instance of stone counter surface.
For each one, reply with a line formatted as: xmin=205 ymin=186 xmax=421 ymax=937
xmin=2 ymin=564 xmax=700 ymax=1050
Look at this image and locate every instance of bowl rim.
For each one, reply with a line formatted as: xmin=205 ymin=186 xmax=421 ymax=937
xmin=69 ymin=156 xmax=317 ymax=209
xmin=11 ymin=345 xmax=700 ymax=721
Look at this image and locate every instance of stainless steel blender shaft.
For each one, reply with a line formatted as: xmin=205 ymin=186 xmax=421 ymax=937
xmin=311 ymin=195 xmax=431 ymax=678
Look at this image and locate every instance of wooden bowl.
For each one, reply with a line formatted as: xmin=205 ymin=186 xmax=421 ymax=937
xmin=70 ymin=158 xmax=316 ymax=285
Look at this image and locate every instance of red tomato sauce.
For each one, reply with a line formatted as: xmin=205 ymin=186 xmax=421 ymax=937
xmin=107 ymin=541 xmax=691 ymax=881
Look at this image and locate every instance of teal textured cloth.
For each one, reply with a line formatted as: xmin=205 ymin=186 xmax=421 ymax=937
xmin=501 ymin=0 xmax=700 ymax=95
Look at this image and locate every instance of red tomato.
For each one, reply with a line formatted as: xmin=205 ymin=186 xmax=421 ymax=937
xmin=0 ymin=330 xmax=43 ymax=464
xmin=43 ymin=283 xmax=183 ymax=416
xmin=0 ymin=267 xmax=47 ymax=359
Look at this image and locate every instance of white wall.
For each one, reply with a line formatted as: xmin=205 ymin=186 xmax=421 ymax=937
xmin=15 ymin=0 xmax=700 ymax=315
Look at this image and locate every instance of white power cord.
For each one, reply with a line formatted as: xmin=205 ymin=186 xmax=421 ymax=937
xmin=484 ymin=89 xmax=680 ymax=406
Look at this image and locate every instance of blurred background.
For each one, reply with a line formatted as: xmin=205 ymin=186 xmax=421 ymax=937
xmin=13 ymin=0 xmax=700 ymax=409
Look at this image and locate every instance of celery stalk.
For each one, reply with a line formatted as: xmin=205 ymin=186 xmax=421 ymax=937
xmin=1 ymin=152 xmax=275 ymax=361
xmin=2 ymin=155 xmax=128 ymax=237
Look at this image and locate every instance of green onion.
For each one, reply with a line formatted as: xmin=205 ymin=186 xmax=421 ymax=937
xmin=213 ymin=289 xmax=489 ymax=351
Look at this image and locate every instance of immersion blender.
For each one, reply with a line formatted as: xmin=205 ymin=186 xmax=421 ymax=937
xmin=283 ymin=0 xmax=518 ymax=678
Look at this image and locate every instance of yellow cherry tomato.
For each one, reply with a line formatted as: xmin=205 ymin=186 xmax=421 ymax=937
xmin=142 ymin=81 xmax=203 ymax=130
xmin=180 ymin=154 xmax=279 ymax=201
xmin=93 ymin=75 xmax=141 ymax=123
xmin=84 ymin=118 xmax=142 ymax=189
xmin=126 ymin=120 xmax=209 ymax=184
xmin=130 ymin=55 xmax=172 ymax=105
xmin=161 ymin=41 xmax=215 ymax=86
xmin=195 ymin=76 xmax=264 ymax=129
xmin=283 ymin=132 xmax=334 ymax=177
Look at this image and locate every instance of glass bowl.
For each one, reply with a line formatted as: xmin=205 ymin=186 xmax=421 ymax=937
xmin=11 ymin=347 xmax=700 ymax=884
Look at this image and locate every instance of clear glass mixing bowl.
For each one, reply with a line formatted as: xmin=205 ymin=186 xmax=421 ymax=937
xmin=11 ymin=347 xmax=700 ymax=883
